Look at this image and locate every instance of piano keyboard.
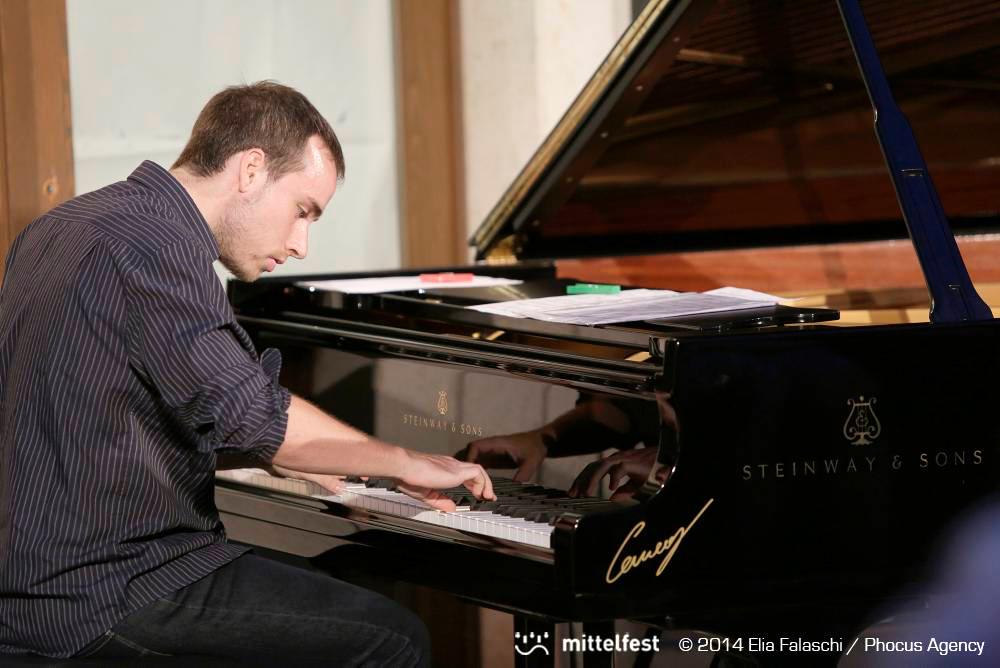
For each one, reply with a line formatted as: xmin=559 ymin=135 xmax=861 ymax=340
xmin=216 ymin=468 xmax=610 ymax=549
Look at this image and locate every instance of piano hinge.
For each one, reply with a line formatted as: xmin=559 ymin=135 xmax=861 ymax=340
xmin=483 ymin=234 xmax=519 ymax=265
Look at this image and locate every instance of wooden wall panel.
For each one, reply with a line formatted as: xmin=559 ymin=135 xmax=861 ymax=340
xmin=395 ymin=0 xmax=465 ymax=268
xmin=0 ymin=0 xmax=74 ymax=275
xmin=0 ymin=41 xmax=8 ymax=263
xmin=392 ymin=6 xmax=480 ymax=665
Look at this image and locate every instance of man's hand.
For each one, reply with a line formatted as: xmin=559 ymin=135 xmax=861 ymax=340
xmin=272 ymin=396 xmax=496 ymax=512
xmin=568 ymin=447 xmax=658 ymax=500
xmin=271 ymin=464 xmax=346 ymax=494
xmin=455 ymin=430 xmax=548 ymax=482
xmin=394 ymin=451 xmax=496 ymax=512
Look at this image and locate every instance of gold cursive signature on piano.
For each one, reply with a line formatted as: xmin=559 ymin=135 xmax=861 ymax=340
xmin=605 ymin=498 xmax=714 ymax=584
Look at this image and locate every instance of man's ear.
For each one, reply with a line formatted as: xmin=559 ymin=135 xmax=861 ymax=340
xmin=238 ymin=148 xmax=268 ymax=194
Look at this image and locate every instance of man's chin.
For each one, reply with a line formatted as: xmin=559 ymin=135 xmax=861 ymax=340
xmin=241 ymin=268 xmax=266 ymax=282
xmin=220 ymin=259 xmax=261 ymax=283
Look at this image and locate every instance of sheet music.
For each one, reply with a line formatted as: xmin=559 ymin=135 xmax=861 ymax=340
xmin=468 ymin=287 xmax=786 ymax=325
xmin=297 ymin=275 xmax=522 ymax=294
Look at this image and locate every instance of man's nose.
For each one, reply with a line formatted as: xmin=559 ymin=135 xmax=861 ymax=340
xmin=287 ymin=221 xmax=308 ymax=259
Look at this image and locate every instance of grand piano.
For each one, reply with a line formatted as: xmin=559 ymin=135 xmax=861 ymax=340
xmin=216 ymin=1 xmax=1000 ymax=665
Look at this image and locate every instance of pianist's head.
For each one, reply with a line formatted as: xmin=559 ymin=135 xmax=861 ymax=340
xmin=170 ymin=81 xmax=344 ymax=281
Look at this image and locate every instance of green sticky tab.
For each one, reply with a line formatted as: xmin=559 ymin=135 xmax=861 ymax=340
xmin=566 ymin=283 xmax=621 ymax=295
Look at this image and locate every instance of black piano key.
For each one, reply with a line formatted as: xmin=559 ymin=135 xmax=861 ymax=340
xmin=470 ymin=500 xmax=500 ymax=511
xmin=495 ymin=504 xmax=551 ymax=517
xmin=551 ymin=498 xmax=616 ymax=508
xmin=495 ymin=496 xmax=550 ymax=505
xmin=492 ymin=483 xmax=544 ymax=493
xmin=523 ymin=509 xmax=563 ymax=524
xmin=508 ymin=505 xmax=556 ymax=518
xmin=562 ymin=502 xmax=621 ymax=514
xmin=509 ymin=489 xmax=566 ymax=500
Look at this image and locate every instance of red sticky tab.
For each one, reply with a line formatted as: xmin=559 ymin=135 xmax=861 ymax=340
xmin=419 ymin=272 xmax=475 ymax=283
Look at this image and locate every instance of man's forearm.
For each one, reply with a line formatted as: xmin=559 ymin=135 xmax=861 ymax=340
xmin=270 ymin=395 xmax=409 ymax=477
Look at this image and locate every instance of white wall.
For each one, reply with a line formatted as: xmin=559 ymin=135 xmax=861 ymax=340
xmin=457 ymin=0 xmax=633 ymax=245
xmin=66 ymin=0 xmax=401 ymax=278
xmin=67 ymin=0 xmax=632 ymax=274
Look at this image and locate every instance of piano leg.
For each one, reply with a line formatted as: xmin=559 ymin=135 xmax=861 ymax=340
xmin=513 ymin=615 xmax=556 ymax=668
xmin=581 ymin=621 xmax=616 ymax=668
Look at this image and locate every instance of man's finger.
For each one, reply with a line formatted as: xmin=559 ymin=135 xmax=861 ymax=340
xmin=314 ymin=476 xmax=345 ymax=494
xmin=421 ymin=493 xmax=457 ymax=512
xmin=397 ymin=484 xmax=457 ymax=512
xmin=463 ymin=464 xmax=495 ymax=500
xmin=482 ymin=466 xmax=495 ymax=500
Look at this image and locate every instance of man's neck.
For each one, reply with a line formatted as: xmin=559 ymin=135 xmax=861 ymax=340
xmin=169 ymin=166 xmax=229 ymax=239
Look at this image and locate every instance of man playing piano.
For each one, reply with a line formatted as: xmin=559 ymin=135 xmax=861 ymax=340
xmin=0 ymin=81 xmax=494 ymax=665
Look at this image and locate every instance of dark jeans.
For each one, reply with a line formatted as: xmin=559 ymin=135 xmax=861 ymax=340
xmin=74 ymin=553 xmax=430 ymax=667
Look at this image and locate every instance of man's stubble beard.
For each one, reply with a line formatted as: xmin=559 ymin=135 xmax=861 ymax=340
xmin=216 ymin=199 xmax=259 ymax=282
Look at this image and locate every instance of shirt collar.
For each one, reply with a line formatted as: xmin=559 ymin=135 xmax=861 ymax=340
xmin=127 ymin=161 xmax=220 ymax=259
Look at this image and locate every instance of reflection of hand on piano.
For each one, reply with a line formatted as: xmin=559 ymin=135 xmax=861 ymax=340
xmin=568 ymin=446 xmax=658 ymax=500
xmin=455 ymin=430 xmax=549 ymax=482
xmin=455 ymin=395 xmax=645 ymax=483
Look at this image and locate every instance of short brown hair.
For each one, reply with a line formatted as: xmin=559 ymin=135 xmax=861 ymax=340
xmin=172 ymin=81 xmax=345 ymax=182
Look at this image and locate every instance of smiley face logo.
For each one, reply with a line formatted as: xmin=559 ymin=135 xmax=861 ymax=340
xmin=514 ymin=631 xmax=550 ymax=656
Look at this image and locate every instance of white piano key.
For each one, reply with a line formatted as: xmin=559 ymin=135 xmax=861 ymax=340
xmin=216 ymin=469 xmax=554 ymax=548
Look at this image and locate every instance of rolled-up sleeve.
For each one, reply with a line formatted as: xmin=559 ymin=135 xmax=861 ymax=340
xmin=124 ymin=240 xmax=290 ymax=462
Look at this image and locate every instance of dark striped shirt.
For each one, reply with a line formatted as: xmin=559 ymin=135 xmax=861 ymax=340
xmin=0 ymin=161 xmax=291 ymax=657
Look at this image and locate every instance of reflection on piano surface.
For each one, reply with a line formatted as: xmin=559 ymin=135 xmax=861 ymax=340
xmin=458 ymin=393 xmax=666 ymax=499
xmin=218 ymin=0 xmax=1000 ymax=665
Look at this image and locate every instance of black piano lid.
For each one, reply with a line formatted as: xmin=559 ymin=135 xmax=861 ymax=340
xmin=470 ymin=0 xmax=1000 ymax=276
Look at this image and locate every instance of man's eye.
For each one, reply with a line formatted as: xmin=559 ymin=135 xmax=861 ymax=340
xmin=297 ymin=208 xmax=308 ymax=219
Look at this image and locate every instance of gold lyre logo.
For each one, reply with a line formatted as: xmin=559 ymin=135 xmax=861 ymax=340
xmin=843 ymin=395 xmax=881 ymax=446
xmin=402 ymin=389 xmax=483 ymax=436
